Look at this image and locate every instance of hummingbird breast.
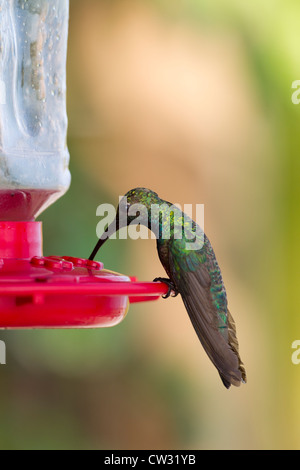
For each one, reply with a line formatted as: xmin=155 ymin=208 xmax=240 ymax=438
xmin=156 ymin=238 xmax=173 ymax=281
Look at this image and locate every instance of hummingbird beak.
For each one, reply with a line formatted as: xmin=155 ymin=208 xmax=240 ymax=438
xmin=89 ymin=213 xmax=124 ymax=260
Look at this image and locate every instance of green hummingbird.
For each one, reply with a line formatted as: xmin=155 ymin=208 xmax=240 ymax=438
xmin=89 ymin=188 xmax=246 ymax=389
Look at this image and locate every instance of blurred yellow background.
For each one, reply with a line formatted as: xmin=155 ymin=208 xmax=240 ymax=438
xmin=1 ymin=0 xmax=300 ymax=449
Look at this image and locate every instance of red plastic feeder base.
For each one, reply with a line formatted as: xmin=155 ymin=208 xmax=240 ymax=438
xmin=0 ymin=222 xmax=168 ymax=329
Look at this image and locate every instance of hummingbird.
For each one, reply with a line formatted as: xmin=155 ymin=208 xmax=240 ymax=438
xmin=89 ymin=188 xmax=246 ymax=389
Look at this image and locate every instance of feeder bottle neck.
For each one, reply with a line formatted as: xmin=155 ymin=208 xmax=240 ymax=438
xmin=0 ymin=222 xmax=42 ymax=259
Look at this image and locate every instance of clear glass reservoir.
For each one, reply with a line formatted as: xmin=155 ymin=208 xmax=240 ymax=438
xmin=0 ymin=0 xmax=70 ymax=220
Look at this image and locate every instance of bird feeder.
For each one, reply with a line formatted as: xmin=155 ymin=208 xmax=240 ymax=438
xmin=0 ymin=0 xmax=167 ymax=329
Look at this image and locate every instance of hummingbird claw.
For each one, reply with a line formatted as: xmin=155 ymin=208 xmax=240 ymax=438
xmin=153 ymin=277 xmax=179 ymax=299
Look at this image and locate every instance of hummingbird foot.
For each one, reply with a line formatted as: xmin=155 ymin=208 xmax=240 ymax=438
xmin=153 ymin=277 xmax=179 ymax=299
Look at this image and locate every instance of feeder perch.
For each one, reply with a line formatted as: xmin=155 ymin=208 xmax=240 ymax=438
xmin=0 ymin=1 xmax=167 ymax=329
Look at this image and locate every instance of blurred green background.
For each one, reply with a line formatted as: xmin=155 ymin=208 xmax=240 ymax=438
xmin=1 ymin=0 xmax=300 ymax=449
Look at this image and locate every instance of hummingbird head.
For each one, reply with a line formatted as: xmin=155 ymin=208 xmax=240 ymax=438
xmin=118 ymin=188 xmax=160 ymax=224
xmin=89 ymin=188 xmax=161 ymax=260
xmin=123 ymin=188 xmax=160 ymax=205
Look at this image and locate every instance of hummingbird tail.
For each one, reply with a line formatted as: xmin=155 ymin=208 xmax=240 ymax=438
xmin=227 ymin=309 xmax=247 ymax=384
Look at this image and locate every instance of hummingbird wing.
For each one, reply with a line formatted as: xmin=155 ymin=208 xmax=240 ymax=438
xmin=168 ymin=237 xmax=246 ymax=388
